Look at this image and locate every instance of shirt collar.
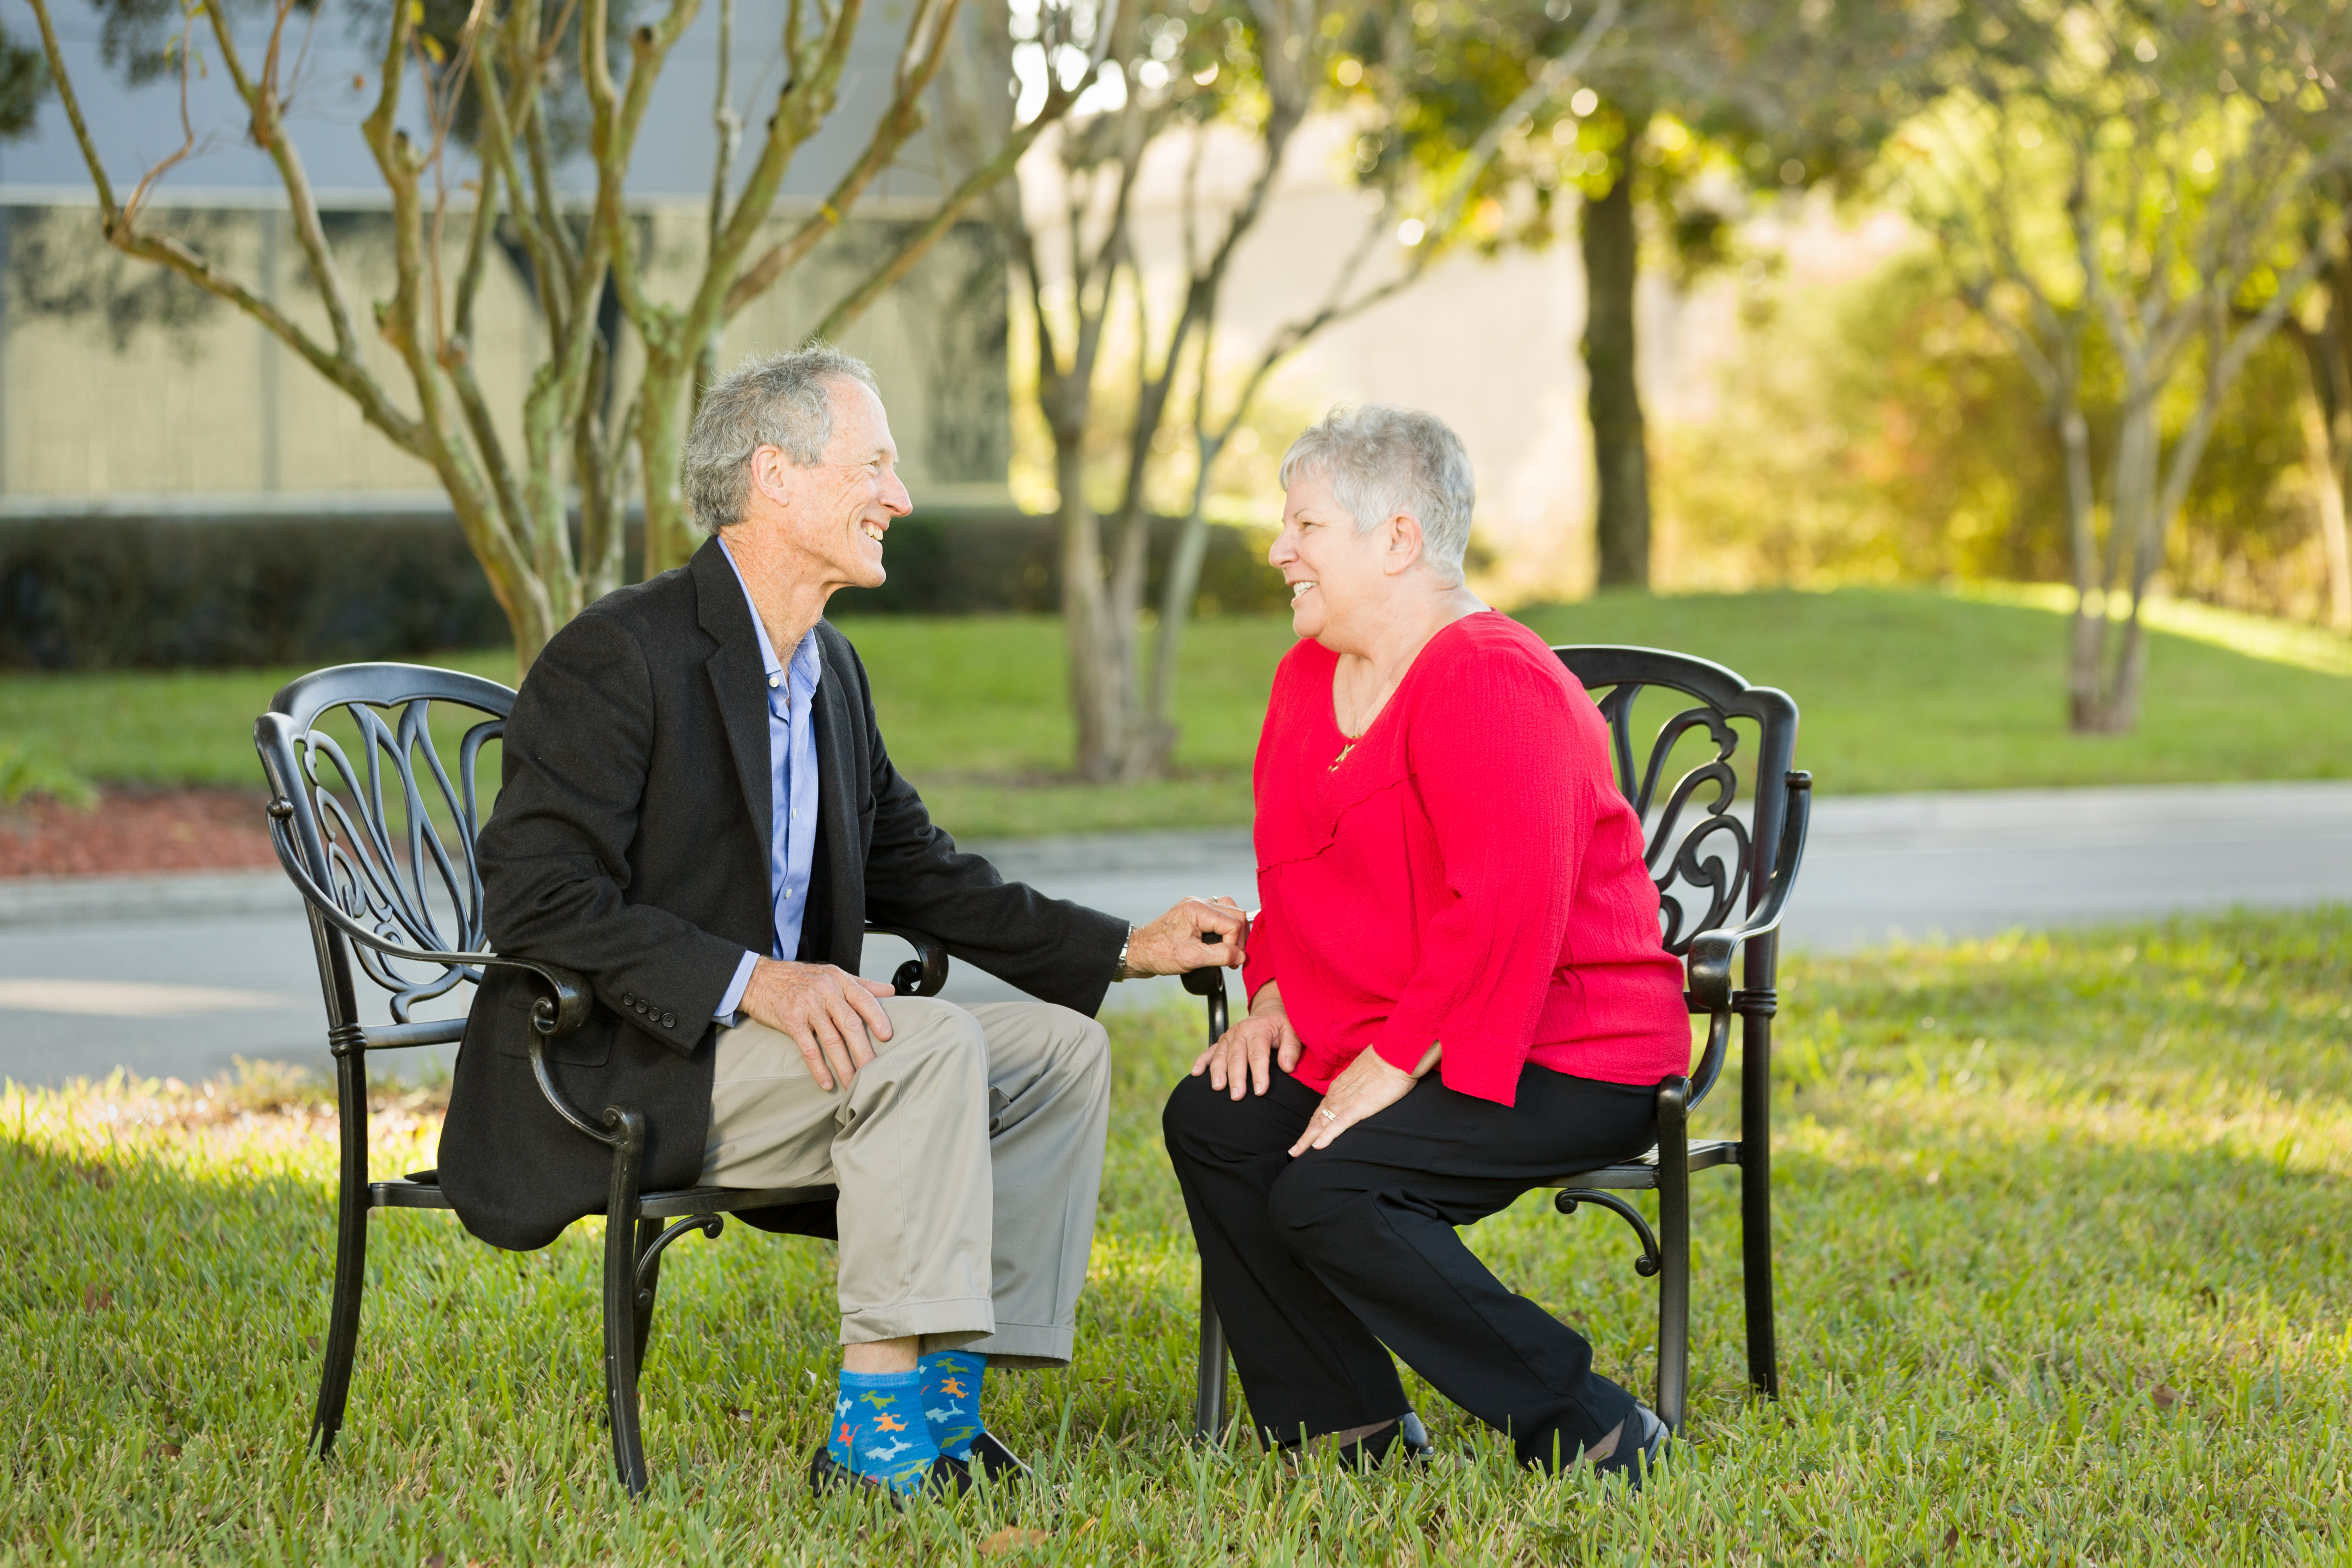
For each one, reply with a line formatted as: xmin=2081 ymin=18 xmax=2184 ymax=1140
xmin=716 ymin=532 xmax=822 ymax=692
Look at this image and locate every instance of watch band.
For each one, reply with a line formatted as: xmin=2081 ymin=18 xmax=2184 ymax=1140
xmin=1115 ymin=922 xmax=1135 ymax=982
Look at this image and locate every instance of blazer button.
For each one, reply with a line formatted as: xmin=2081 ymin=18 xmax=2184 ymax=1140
xmin=621 ymin=992 xmax=636 ymax=1007
xmin=662 ymin=1012 xmax=676 ymax=1027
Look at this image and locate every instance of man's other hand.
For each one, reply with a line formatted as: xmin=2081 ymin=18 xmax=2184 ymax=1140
xmin=1124 ymin=896 xmax=1249 ymax=976
xmin=740 ymin=958 xmax=894 ymax=1092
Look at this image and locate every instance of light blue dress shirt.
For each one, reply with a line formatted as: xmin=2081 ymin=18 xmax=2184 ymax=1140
xmin=713 ymin=536 xmax=825 ymax=1020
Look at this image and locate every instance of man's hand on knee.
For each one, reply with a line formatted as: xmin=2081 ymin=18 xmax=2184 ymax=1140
xmin=742 ymin=958 xmax=895 ymax=1091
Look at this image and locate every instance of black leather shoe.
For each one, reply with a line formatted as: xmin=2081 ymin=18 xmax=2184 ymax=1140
xmin=1590 ymin=1405 xmax=1669 ymax=1490
xmin=807 ymin=1445 xmax=973 ymax=1504
xmin=966 ymin=1430 xmax=1032 ymax=1483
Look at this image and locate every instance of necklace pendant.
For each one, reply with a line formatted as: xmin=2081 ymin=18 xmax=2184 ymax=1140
xmin=1329 ymin=738 xmax=1358 ymax=772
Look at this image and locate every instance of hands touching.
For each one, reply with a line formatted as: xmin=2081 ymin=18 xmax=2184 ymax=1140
xmin=739 ymin=957 xmax=894 ymax=1092
xmin=1123 ymin=896 xmax=1250 ymax=977
xmin=1187 ymin=979 xmax=1439 ymax=1152
xmin=1192 ymin=981 xmax=1302 ymax=1099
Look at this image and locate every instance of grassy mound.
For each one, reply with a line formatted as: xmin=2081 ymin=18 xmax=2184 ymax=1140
xmin=1 ymin=587 xmax=2346 ymax=840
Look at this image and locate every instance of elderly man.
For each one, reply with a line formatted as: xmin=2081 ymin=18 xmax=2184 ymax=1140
xmin=438 ymin=345 xmax=1245 ymax=1499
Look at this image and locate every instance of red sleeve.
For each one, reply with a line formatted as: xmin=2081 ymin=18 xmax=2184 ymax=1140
xmin=1366 ymin=642 xmax=1590 ymax=1104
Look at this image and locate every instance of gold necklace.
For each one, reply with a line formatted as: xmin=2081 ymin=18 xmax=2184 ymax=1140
xmin=1330 ymin=731 xmax=1365 ymax=771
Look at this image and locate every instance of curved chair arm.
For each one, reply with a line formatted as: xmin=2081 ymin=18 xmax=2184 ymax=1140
xmin=864 ymin=924 xmax=950 ymax=997
xmin=266 ymin=798 xmax=591 ymax=1036
xmin=1683 ymin=772 xmax=1812 ymax=1015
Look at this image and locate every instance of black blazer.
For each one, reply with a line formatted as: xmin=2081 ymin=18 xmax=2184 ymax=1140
xmin=437 ymin=536 xmax=1128 ymax=1251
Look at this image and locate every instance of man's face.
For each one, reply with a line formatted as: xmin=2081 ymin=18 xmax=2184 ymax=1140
xmin=755 ymin=379 xmax=912 ymax=590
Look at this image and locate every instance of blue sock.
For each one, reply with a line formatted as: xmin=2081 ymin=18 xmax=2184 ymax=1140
xmin=829 ymin=1369 xmax=938 ymax=1494
xmin=917 ymin=1350 xmax=987 ymax=1461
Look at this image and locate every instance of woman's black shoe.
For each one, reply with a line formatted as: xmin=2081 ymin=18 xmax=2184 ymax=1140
xmin=1589 ymin=1405 xmax=1669 ymax=1489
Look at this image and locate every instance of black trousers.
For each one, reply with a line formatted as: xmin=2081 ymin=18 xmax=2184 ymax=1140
xmin=1162 ymin=1061 xmax=1657 ymax=1468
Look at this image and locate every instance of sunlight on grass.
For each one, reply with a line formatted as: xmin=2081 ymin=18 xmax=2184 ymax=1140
xmin=1952 ymin=579 xmax=2352 ymax=678
xmin=6 ymin=909 xmax=2348 ymax=1562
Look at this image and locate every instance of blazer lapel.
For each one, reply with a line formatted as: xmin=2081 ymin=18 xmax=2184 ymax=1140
xmin=691 ymin=538 xmax=775 ymax=863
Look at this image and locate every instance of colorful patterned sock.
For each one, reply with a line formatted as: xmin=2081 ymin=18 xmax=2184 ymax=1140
xmin=829 ymin=1369 xmax=939 ymax=1494
xmin=917 ymin=1350 xmax=988 ymax=1461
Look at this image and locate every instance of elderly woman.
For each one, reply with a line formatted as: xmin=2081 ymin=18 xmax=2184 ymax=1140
xmin=1161 ymin=405 xmax=1690 ymax=1480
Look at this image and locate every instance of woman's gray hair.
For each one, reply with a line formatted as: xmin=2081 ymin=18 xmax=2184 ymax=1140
xmin=682 ymin=344 xmax=879 ymax=531
xmin=1278 ymin=404 xmax=1476 ymax=582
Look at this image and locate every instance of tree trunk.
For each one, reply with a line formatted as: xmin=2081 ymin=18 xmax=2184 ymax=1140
xmin=2072 ymin=390 xmax=2162 ymax=734
xmin=638 ymin=344 xmax=698 ymax=578
xmin=2292 ymin=308 xmax=2352 ymax=637
xmin=1582 ymin=112 xmax=1650 ymax=591
xmin=1058 ymin=439 xmax=1128 ymax=783
xmin=2296 ymin=360 xmax=2352 ymax=636
xmin=1143 ymin=455 xmax=1223 ymax=775
xmin=2056 ymin=399 xmax=2104 ymax=727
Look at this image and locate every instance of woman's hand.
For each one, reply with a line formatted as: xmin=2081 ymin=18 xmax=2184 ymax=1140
xmin=1191 ymin=987 xmax=1302 ymax=1099
xmin=1289 ymin=1044 xmax=1435 ymax=1156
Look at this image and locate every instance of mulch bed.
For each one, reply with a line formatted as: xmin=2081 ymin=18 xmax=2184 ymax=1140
xmin=0 ymin=787 xmax=280 ymax=878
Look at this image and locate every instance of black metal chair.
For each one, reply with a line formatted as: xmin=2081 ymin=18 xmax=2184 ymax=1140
xmin=253 ymin=661 xmax=947 ymax=1495
xmin=1186 ymin=644 xmax=1811 ymax=1442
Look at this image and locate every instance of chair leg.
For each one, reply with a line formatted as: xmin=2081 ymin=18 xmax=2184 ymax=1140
xmin=1653 ymin=1077 xmax=1691 ymax=1432
xmin=1192 ymin=1277 xmax=1231 ymax=1443
xmin=311 ymin=1050 xmax=372 ymax=1459
xmin=601 ymin=1111 xmax=650 ymax=1496
xmin=631 ymin=1217 xmax=664 ymax=1371
xmin=1741 ymin=1010 xmax=1780 ymax=1398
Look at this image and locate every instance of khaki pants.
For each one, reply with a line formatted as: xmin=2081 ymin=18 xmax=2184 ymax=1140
xmin=700 ymin=996 xmax=1111 ymax=1368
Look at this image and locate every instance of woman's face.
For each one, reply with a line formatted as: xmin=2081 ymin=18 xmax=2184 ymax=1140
xmin=1270 ymin=472 xmax=1389 ymax=645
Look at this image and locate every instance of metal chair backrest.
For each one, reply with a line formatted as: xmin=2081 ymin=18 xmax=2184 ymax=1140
xmin=1553 ymin=645 xmax=1804 ymax=1114
xmin=1553 ymin=645 xmax=1801 ymax=956
xmin=253 ymin=662 xmax=517 ymax=1047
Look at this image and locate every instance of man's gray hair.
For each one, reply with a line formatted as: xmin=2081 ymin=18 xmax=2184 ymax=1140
xmin=682 ymin=344 xmax=880 ymax=531
xmin=1277 ymin=403 xmax=1476 ymax=582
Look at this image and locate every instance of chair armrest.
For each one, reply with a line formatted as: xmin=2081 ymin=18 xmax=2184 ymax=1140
xmin=1683 ymin=771 xmax=1812 ymax=1014
xmin=863 ymin=924 xmax=949 ymax=998
xmin=1182 ymin=967 xmax=1231 ymax=1042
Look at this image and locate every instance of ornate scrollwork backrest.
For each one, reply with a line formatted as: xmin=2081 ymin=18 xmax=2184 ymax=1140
xmin=255 ymin=664 xmax=517 ymax=1024
xmin=1552 ymin=646 xmax=1802 ymax=959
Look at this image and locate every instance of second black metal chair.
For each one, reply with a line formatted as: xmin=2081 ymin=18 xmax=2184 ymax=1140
xmin=255 ymin=660 xmax=947 ymax=1495
xmin=1187 ymin=643 xmax=1811 ymax=1443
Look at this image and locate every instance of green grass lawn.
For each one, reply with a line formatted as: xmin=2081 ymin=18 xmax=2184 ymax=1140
xmin=3 ymin=907 xmax=2347 ymax=1562
xmin=3 ymin=588 xmax=2347 ymax=840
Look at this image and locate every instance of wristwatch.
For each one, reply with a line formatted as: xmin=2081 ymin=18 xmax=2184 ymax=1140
xmin=1115 ymin=922 xmax=1136 ymax=982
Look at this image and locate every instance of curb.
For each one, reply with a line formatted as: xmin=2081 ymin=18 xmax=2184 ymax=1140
xmin=0 ymin=871 xmax=299 ymax=929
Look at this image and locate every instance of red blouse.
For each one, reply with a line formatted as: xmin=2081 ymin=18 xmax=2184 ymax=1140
xmin=1242 ymin=612 xmax=1689 ymax=1105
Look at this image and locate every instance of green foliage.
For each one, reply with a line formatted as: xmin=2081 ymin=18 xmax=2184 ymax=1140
xmin=0 ymin=742 xmax=95 ymax=808
xmin=1657 ymin=255 xmax=2061 ymax=588
xmin=1658 ymin=248 xmax=2341 ymax=622
xmin=0 ymin=16 xmax=47 ymax=135
xmin=3 ymin=907 xmax=2348 ymax=1561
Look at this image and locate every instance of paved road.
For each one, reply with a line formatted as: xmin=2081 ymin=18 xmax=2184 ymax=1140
xmin=4 ymin=780 xmax=2349 ymax=1090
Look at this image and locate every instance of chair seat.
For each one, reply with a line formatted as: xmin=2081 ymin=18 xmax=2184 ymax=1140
xmin=1541 ymin=1139 xmax=1740 ymax=1192
xmin=367 ymin=1175 xmax=837 ymax=1216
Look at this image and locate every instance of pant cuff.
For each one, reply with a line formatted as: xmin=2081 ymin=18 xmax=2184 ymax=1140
xmin=952 ymin=1320 xmax=1076 ymax=1369
xmin=839 ymin=1295 xmax=995 ymax=1346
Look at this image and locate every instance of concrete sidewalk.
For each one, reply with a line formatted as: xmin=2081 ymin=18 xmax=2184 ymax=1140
xmin=3 ymin=779 xmax=2347 ymax=1089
